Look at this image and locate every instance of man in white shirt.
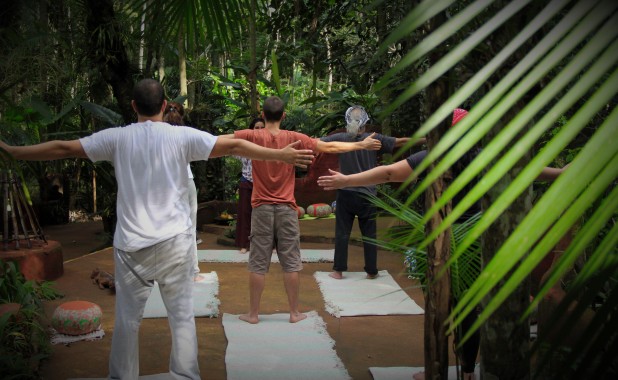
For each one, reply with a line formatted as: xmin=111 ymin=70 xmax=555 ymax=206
xmin=0 ymin=79 xmax=313 ymax=380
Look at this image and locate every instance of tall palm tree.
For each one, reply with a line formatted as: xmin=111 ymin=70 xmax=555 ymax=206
xmin=130 ymin=0 xmax=249 ymax=109
xmin=375 ymin=0 xmax=618 ymax=378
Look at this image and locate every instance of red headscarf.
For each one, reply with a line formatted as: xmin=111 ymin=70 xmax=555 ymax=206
xmin=452 ymin=108 xmax=468 ymax=126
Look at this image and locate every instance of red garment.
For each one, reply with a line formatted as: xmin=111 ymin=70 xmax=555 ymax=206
xmin=235 ymin=180 xmax=253 ymax=249
xmin=452 ymin=108 xmax=468 ymax=126
xmin=234 ymin=129 xmax=318 ymax=208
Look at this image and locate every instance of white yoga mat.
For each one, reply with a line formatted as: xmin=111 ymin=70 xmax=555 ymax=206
xmin=197 ymin=249 xmax=334 ymax=263
xmin=50 ymin=327 xmax=105 ymax=345
xmin=314 ymin=270 xmax=424 ymax=317
xmin=71 ymin=374 xmax=172 ymax=380
xmin=369 ymin=366 xmax=480 ymax=380
xmin=143 ymin=272 xmax=220 ymax=318
xmin=223 ymin=311 xmax=351 ymax=380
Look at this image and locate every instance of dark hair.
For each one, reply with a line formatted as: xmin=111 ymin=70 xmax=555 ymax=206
xmin=249 ymin=117 xmax=265 ymax=129
xmin=133 ymin=79 xmax=165 ymax=116
xmin=263 ymin=96 xmax=284 ymax=122
xmin=163 ymin=102 xmax=185 ymax=126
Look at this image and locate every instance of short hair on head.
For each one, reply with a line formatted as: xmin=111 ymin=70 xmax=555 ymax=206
xmin=263 ymin=96 xmax=285 ymax=122
xmin=163 ymin=101 xmax=185 ymax=126
xmin=133 ymin=79 xmax=165 ymax=116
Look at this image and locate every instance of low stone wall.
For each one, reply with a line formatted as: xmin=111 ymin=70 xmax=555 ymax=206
xmin=1 ymin=240 xmax=63 ymax=281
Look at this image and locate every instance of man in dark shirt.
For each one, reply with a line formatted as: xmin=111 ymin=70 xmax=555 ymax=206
xmin=321 ymin=106 xmax=417 ymax=279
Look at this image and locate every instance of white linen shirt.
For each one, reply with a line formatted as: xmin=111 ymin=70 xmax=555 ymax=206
xmin=80 ymin=121 xmax=217 ymax=252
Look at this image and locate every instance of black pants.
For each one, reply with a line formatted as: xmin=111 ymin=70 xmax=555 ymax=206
xmin=333 ymin=190 xmax=378 ymax=275
xmin=457 ymin=306 xmax=480 ymax=374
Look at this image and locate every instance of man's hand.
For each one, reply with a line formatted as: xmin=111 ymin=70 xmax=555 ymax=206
xmin=361 ymin=132 xmax=381 ymax=151
xmin=317 ymin=169 xmax=347 ymax=191
xmin=282 ymin=141 xmax=314 ymax=168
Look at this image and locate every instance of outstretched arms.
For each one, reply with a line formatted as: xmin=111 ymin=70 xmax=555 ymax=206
xmin=0 ymin=140 xmax=88 ymax=160
xmin=394 ymin=137 xmax=426 ymax=148
xmin=316 ymin=132 xmax=382 ymax=153
xmin=317 ymin=158 xmax=570 ymax=191
xmin=317 ymin=159 xmax=414 ymax=190
xmin=210 ymin=138 xmax=314 ymax=168
xmin=537 ymin=164 xmax=570 ymax=181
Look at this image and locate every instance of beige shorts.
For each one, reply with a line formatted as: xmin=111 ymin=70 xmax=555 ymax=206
xmin=248 ymin=204 xmax=302 ymax=274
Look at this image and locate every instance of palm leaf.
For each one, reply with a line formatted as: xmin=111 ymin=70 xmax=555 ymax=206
xmin=368 ymin=193 xmax=481 ymax=300
xmin=418 ymin=29 xmax=618 ymax=249
xmin=400 ymin=0 xmax=609 ymax=202
xmin=376 ymin=0 xmax=618 ymax=377
xmin=129 ymin=0 xmax=248 ymax=52
xmin=452 ymin=105 xmax=618 ymax=338
xmin=80 ymin=101 xmax=123 ymax=127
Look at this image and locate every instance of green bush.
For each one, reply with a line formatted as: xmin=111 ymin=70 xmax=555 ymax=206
xmin=0 ymin=261 xmax=62 ymax=379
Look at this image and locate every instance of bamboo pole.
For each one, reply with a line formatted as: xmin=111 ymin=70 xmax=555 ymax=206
xmin=2 ymin=171 xmax=9 ymax=250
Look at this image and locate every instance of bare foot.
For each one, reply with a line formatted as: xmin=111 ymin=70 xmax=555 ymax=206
xmin=239 ymin=248 xmax=248 ymax=254
xmin=463 ymin=372 xmax=476 ymax=380
xmin=239 ymin=314 xmax=259 ymax=324
xmin=289 ymin=312 xmax=307 ymax=323
xmin=412 ymin=371 xmax=425 ymax=380
xmin=329 ymin=271 xmax=343 ymax=279
xmin=366 ymin=273 xmax=379 ymax=279
xmin=193 ymin=274 xmax=205 ymax=282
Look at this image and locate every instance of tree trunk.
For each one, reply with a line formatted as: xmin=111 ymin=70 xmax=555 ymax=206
xmin=325 ymin=31 xmax=332 ymax=93
xmin=423 ymin=93 xmax=452 ymax=380
xmin=422 ymin=9 xmax=452 ymax=379
xmin=85 ymin=0 xmax=137 ymax=124
xmin=178 ymin=29 xmax=188 ymax=109
xmin=157 ymin=55 xmax=165 ymax=82
xmin=138 ymin=2 xmax=146 ymax=72
xmin=187 ymin=36 xmax=196 ymax=109
xmin=248 ymin=0 xmax=258 ymax=116
xmin=480 ymin=115 xmax=533 ymax=380
xmin=375 ymin=3 xmax=391 ymax=136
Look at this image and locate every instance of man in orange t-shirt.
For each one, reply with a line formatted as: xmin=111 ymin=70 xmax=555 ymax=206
xmin=221 ymin=95 xmax=381 ymax=324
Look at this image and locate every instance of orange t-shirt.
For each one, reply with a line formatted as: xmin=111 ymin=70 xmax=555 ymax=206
xmin=234 ymin=129 xmax=318 ymax=208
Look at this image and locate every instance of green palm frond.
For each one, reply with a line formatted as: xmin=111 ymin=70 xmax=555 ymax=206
xmin=129 ymin=0 xmax=249 ymax=51
xmin=368 ymin=193 xmax=481 ymax=299
xmin=376 ymin=0 xmax=618 ymax=377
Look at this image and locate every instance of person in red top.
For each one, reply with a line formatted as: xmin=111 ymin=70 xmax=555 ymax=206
xmin=222 ymin=95 xmax=382 ymax=324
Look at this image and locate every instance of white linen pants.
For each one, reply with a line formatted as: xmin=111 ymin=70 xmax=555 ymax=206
xmin=109 ymin=229 xmax=199 ymax=380
xmin=188 ymin=178 xmax=200 ymax=276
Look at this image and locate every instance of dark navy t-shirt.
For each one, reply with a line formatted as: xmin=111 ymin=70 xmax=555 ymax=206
xmin=321 ymin=132 xmax=396 ymax=195
xmin=406 ymin=150 xmax=481 ymax=221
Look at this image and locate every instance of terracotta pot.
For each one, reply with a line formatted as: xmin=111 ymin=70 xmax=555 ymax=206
xmin=51 ymin=300 xmax=102 ymax=336
xmin=0 ymin=302 xmax=22 ymax=320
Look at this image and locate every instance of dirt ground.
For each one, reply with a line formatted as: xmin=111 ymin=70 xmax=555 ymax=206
xmin=38 ymin=218 xmax=455 ymax=380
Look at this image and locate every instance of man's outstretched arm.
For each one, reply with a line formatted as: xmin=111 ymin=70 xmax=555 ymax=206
xmin=394 ymin=137 xmax=426 ymax=148
xmin=316 ymin=132 xmax=382 ymax=153
xmin=537 ymin=164 xmax=570 ymax=181
xmin=0 ymin=140 xmax=88 ymax=161
xmin=317 ymin=159 xmax=414 ymax=190
xmin=210 ymin=138 xmax=314 ymax=168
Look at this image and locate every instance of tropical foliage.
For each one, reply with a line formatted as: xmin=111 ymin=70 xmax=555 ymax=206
xmin=0 ymin=261 xmax=62 ymax=379
xmin=1 ymin=0 xmax=615 ymax=379
xmin=369 ymin=193 xmax=482 ymax=300
xmin=372 ymin=0 xmax=617 ymax=378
